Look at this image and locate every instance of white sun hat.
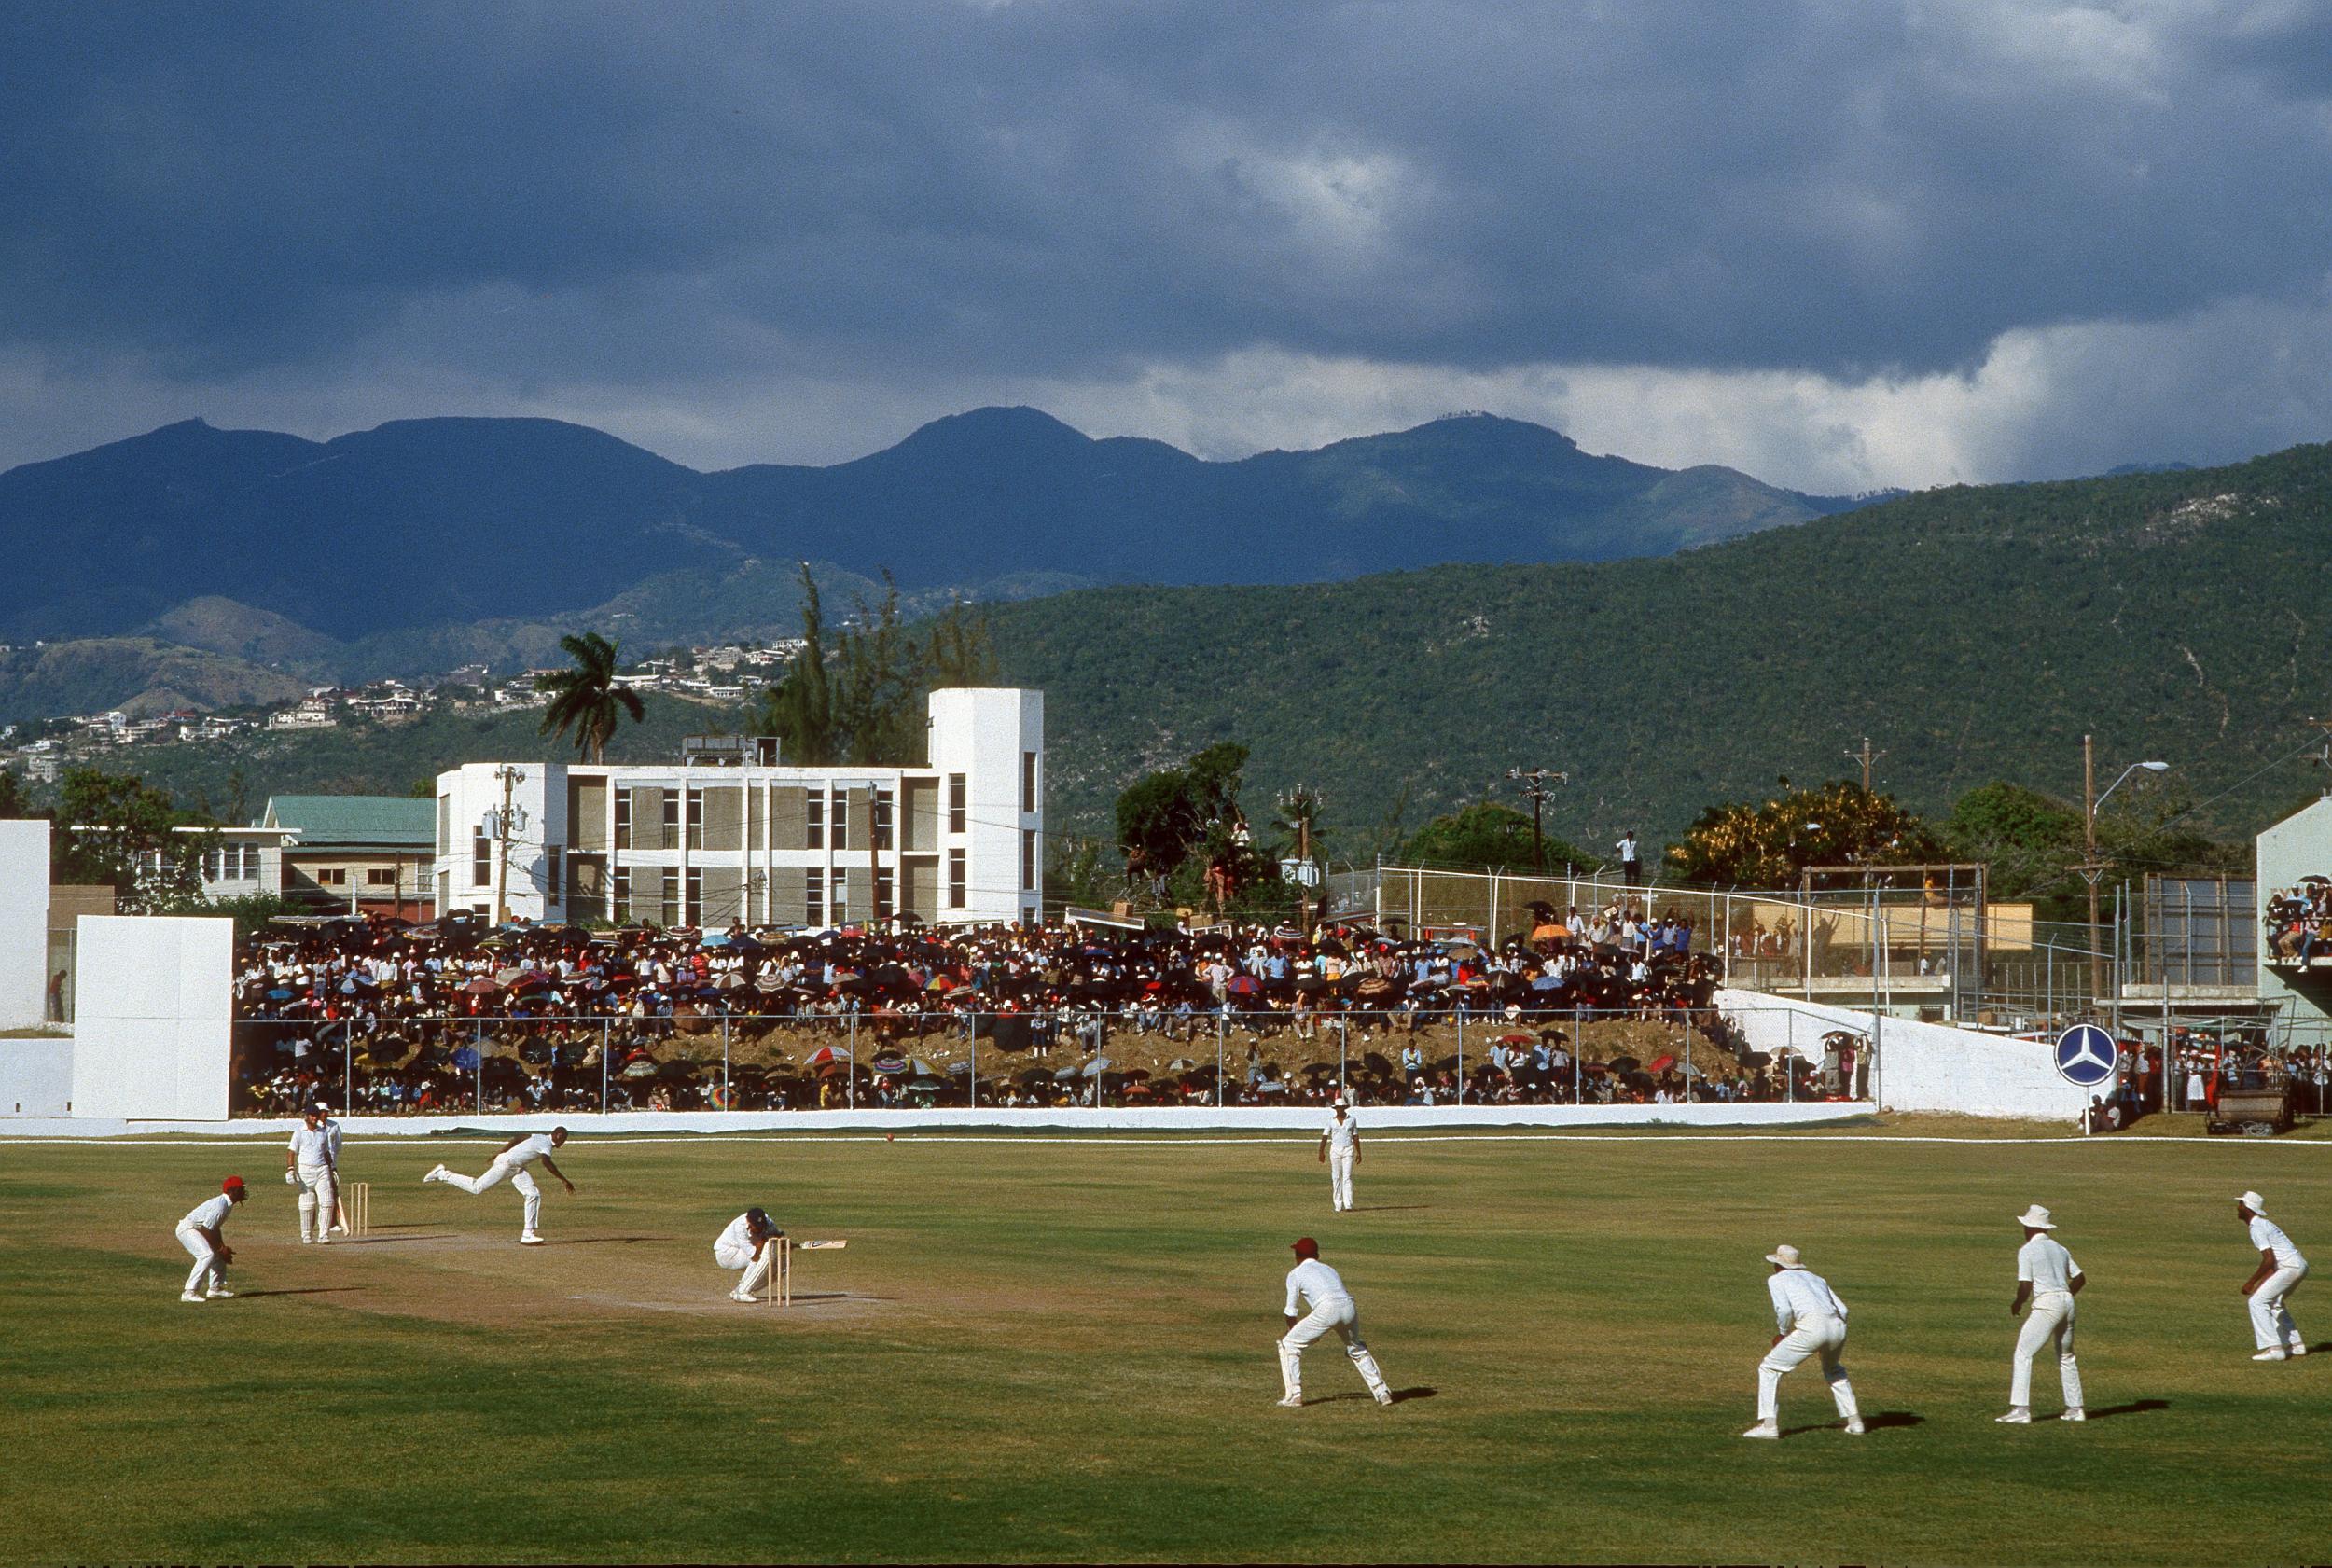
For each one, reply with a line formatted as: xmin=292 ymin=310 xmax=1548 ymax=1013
xmin=2017 ymin=1205 xmax=2056 ymax=1230
xmin=2240 ymin=1190 xmax=2267 ymax=1212
xmin=1765 ymin=1243 xmax=1802 ymax=1268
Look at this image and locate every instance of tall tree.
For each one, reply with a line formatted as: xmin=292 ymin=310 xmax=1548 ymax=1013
xmin=1116 ymin=742 xmax=1250 ymax=883
xmin=53 ymin=768 xmax=211 ymax=913
xmin=1667 ymin=779 xmax=1943 ymax=888
xmin=1400 ymin=801 xmax=1603 ymax=872
xmin=538 ymin=631 xmax=645 ymax=763
xmin=756 ymin=566 xmax=998 ymax=766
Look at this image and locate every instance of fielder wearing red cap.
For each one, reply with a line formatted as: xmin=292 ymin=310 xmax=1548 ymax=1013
xmin=1277 ymin=1239 xmax=1392 ymax=1408
xmin=175 ymin=1178 xmax=249 ymax=1303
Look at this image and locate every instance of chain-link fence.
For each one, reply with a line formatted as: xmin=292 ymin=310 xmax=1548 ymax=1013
xmin=228 ymin=1001 xmax=1882 ymax=1118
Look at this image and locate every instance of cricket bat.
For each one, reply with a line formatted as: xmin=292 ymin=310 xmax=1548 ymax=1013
xmin=797 ymin=1240 xmax=848 ymax=1250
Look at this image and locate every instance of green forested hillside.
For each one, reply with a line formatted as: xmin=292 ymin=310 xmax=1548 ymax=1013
xmin=986 ymin=444 xmax=2332 ymax=859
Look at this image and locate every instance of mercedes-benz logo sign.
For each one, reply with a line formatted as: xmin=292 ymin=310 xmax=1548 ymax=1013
xmin=2053 ymin=1024 xmax=2120 ymax=1089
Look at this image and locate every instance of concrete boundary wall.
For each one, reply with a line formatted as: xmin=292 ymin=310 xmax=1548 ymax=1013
xmin=1715 ymin=987 xmax=2086 ymax=1122
xmin=0 ymin=820 xmax=49 ymax=1030
xmin=0 ymin=1036 xmax=72 ymax=1117
xmin=0 ymin=1102 xmax=1870 ymax=1138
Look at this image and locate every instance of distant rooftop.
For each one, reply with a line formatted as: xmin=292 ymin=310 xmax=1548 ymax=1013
xmin=257 ymin=794 xmax=435 ymax=849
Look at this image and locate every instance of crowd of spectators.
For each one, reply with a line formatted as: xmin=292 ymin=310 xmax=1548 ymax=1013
xmin=227 ymin=897 xmax=1840 ymax=1115
xmin=2264 ymin=879 xmax=2332 ymax=964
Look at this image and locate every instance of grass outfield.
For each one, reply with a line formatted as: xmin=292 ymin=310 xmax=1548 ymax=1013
xmin=4 ymin=1128 xmax=2327 ymax=1564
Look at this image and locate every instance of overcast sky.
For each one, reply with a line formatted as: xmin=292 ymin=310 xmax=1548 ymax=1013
xmin=5 ymin=1 xmax=2330 ymax=491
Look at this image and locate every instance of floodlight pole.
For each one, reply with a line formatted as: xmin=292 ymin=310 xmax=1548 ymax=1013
xmin=2079 ymin=737 xmax=2169 ymax=1013
xmin=1505 ymin=767 xmax=1569 ymax=872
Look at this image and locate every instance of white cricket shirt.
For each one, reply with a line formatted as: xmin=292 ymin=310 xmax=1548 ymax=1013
xmin=716 ymin=1212 xmax=759 ymax=1253
xmin=503 ymin=1133 xmax=556 ymax=1168
xmin=180 ymin=1195 xmax=235 ymax=1232
xmin=287 ymin=1127 xmax=332 ymax=1166
xmin=1324 ymin=1115 xmax=1357 ymax=1156
xmin=2017 ymin=1235 xmax=2083 ymax=1294
xmin=1767 ymin=1267 xmax=1848 ymax=1332
xmin=323 ymin=1121 xmax=344 ymax=1160
xmin=2251 ymin=1215 xmax=2307 ymax=1270
xmin=1284 ymin=1258 xmax=1353 ymax=1314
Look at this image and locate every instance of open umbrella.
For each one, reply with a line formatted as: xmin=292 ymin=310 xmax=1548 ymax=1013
xmin=1608 ymin=1055 xmax=1641 ymax=1074
xmin=869 ymin=1052 xmax=910 ymax=1075
xmin=1018 ymin=1067 xmax=1053 ymax=1087
xmin=462 ymin=978 xmax=500 ymax=995
xmin=1078 ymin=1057 xmax=1115 ymax=1078
xmin=805 ymin=1045 xmax=854 ymax=1068
xmin=1227 ymin=974 xmax=1260 ymax=996
xmin=1647 ymin=1053 xmax=1676 ymax=1074
xmin=1163 ymin=1057 xmax=1198 ymax=1072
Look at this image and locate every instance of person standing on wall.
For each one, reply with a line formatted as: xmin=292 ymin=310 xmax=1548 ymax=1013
xmin=1617 ymin=832 xmax=1643 ymax=887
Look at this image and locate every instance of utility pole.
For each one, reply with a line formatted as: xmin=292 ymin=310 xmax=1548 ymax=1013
xmin=490 ymin=764 xmax=527 ymax=926
xmin=1297 ymin=811 xmax=1312 ymax=936
xmin=1505 ymin=767 xmax=1569 ymax=872
xmin=1844 ymin=735 xmax=1886 ymax=791
xmin=2081 ymin=734 xmax=2103 ymax=1006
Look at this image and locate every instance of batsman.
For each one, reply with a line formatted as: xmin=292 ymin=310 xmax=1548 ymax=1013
xmin=715 ymin=1207 xmax=786 ymax=1301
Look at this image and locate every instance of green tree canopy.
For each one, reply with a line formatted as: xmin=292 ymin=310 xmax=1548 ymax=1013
xmin=54 ymin=767 xmax=211 ymax=912
xmin=539 ymin=631 xmax=645 ymax=763
xmin=1116 ymin=742 xmax=1249 ymax=881
xmin=1667 ymin=779 xmax=1944 ymax=888
xmin=1399 ymin=801 xmax=1603 ymax=872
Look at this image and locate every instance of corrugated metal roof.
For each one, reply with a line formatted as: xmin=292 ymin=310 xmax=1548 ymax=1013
xmin=258 ymin=795 xmax=436 ymax=848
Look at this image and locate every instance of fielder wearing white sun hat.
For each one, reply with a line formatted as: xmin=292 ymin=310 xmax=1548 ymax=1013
xmin=2240 ymin=1190 xmax=2267 ymax=1213
xmin=2017 ymin=1205 xmax=2056 ymax=1230
xmin=1766 ymin=1244 xmax=1803 ymax=1268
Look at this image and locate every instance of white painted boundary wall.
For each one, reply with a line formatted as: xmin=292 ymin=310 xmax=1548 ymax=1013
xmin=70 ymin=916 xmax=234 ymax=1121
xmin=1716 ymin=987 xmax=2086 ymax=1122
xmin=0 ymin=1036 xmax=72 ymax=1116
xmin=0 ymin=819 xmax=48 ymax=1029
xmin=0 ymin=1102 xmax=1870 ymax=1137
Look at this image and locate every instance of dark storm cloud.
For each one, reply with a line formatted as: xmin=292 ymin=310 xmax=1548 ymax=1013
xmin=3 ymin=2 xmax=2330 ymax=487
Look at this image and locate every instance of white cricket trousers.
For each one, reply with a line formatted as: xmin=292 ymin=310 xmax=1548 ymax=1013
xmin=1756 ymin=1314 xmax=1859 ymax=1423
xmin=174 ymin=1223 xmax=226 ymax=1296
xmin=440 ymin=1158 xmax=542 ymax=1232
xmin=1279 ymin=1297 xmax=1388 ymax=1401
xmin=296 ymin=1162 xmax=339 ymax=1242
xmin=2251 ymin=1262 xmax=2308 ymax=1352
xmin=1328 ymin=1149 xmax=1355 ymax=1211
xmin=2011 ymin=1291 xmax=2083 ymax=1408
xmin=715 ymin=1239 xmax=772 ymax=1295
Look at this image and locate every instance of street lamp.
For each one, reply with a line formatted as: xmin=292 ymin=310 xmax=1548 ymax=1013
xmin=2080 ymin=737 xmax=2169 ymax=1007
xmin=1505 ymin=767 xmax=1569 ymax=872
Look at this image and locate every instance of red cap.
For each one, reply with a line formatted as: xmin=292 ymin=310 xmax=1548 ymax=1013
xmin=1291 ymin=1237 xmax=1319 ymax=1259
xmin=222 ymin=1175 xmax=245 ymax=1192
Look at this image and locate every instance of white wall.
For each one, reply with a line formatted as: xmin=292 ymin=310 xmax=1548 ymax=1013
xmin=70 ymin=916 xmax=235 ymax=1121
xmin=928 ymin=687 xmax=1043 ymax=924
xmin=1717 ymin=987 xmax=2088 ymax=1121
xmin=0 ymin=1036 xmax=73 ymax=1116
xmin=0 ymin=819 xmax=49 ymax=1029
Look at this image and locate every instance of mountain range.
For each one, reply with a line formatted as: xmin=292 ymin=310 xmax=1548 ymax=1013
xmin=0 ymin=406 xmax=1867 ymax=642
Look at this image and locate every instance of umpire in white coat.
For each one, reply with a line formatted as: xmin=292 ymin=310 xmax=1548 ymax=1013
xmin=2237 ymin=1190 xmax=2310 ymax=1361
xmin=1742 ymin=1244 xmax=1863 ymax=1438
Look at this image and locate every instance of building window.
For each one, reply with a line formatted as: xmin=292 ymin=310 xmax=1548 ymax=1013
xmin=472 ymin=827 xmax=492 ymax=888
xmin=614 ymin=867 xmax=632 ymax=923
xmin=949 ymin=849 xmax=966 ymax=909
xmin=1022 ymin=750 xmax=1037 ymax=814
xmin=832 ymin=869 xmax=848 ymax=922
xmin=806 ymin=791 xmax=824 ymax=850
xmin=437 ymin=869 xmax=450 ymax=911
xmin=686 ymin=786 xmax=704 ymax=850
xmin=805 ymin=867 xmax=824 ymax=925
xmin=662 ymin=788 xmax=681 ymax=845
xmin=830 ymin=788 xmax=849 ymax=852
xmin=318 ymin=867 xmax=348 ymax=888
xmin=948 ymin=773 xmax=966 ymax=833
xmin=366 ymin=867 xmax=395 ymax=887
xmin=1021 ymin=828 xmax=1035 ymax=892
xmin=876 ymin=868 xmax=893 ymax=920
xmin=874 ymin=786 xmax=893 ymax=851
xmin=544 ymin=850 xmax=562 ymax=901
xmin=615 ymin=788 xmax=632 ymax=849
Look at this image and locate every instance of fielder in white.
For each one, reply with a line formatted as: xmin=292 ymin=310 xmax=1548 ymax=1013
xmin=1319 ymin=1099 xmax=1359 ymax=1212
xmin=1277 ymin=1237 xmax=1394 ymax=1408
xmin=423 ymin=1127 xmax=575 ymax=1243
xmin=715 ymin=1206 xmax=785 ymax=1301
xmin=2001 ymin=1204 xmax=2086 ymax=1423
xmin=285 ymin=1104 xmax=339 ymax=1244
xmin=174 ymin=1176 xmax=248 ymax=1302
xmin=2237 ymin=1190 xmax=2310 ymax=1361
xmin=1742 ymin=1243 xmax=1863 ymax=1438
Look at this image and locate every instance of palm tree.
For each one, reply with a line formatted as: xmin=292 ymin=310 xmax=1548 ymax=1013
xmin=539 ymin=631 xmax=645 ymax=763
